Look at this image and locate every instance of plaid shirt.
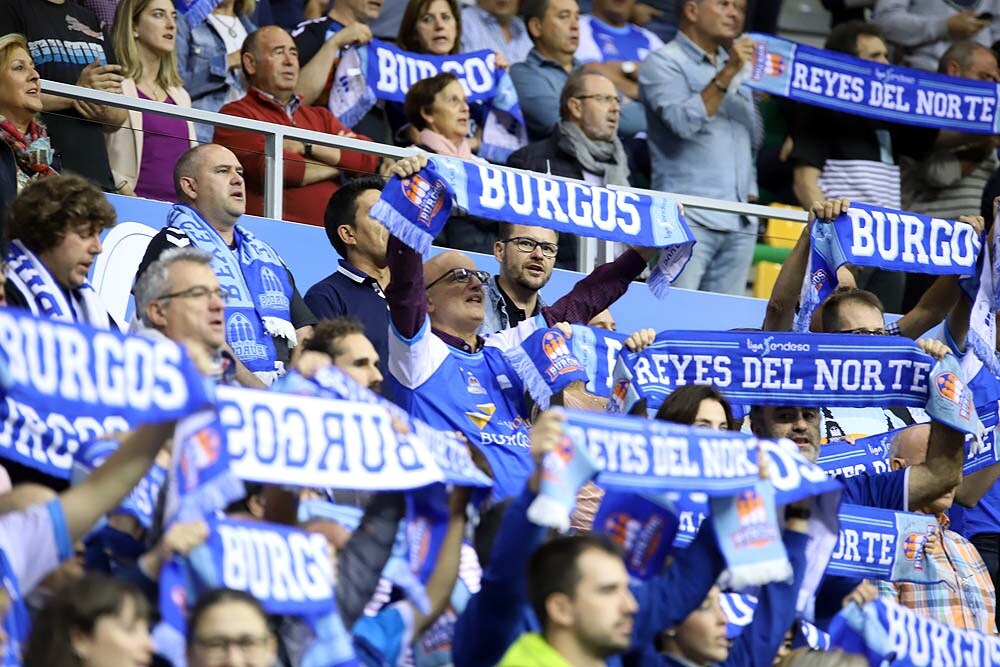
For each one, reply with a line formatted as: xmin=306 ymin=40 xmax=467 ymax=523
xmin=876 ymin=515 xmax=996 ymax=633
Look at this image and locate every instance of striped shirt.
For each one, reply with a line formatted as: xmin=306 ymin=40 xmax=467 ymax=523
xmin=905 ymin=152 xmax=998 ymax=221
xmin=876 ymin=516 xmax=996 ymax=634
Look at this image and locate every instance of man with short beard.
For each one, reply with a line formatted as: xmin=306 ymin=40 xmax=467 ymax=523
xmin=481 ymin=223 xmax=560 ymax=333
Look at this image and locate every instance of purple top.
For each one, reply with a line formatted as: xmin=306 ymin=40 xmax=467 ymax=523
xmin=135 ymin=90 xmax=189 ymax=202
xmin=386 ymin=236 xmax=647 ymax=351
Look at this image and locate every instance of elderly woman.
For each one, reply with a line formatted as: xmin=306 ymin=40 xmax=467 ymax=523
xmin=404 ymin=72 xmax=484 ymax=162
xmin=108 ymin=0 xmax=196 ymax=200
xmin=177 ymin=0 xmax=257 ymax=143
xmin=0 ymin=34 xmax=56 ymax=222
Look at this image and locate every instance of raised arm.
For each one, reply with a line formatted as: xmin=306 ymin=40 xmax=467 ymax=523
xmin=412 ymin=487 xmax=472 ymax=636
xmin=383 ymin=155 xmax=432 ymax=339
xmin=542 ymin=248 xmax=651 ymax=326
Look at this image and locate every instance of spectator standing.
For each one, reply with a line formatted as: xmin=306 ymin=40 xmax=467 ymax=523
xmin=305 ymin=178 xmax=392 ymax=369
xmin=135 ymin=144 xmax=318 ymax=385
xmin=628 ymin=0 xmax=679 ymax=43
xmin=214 ymin=26 xmax=380 ymax=227
xmin=576 ymin=0 xmax=663 ymax=116
xmin=0 ymin=35 xmax=56 ymax=227
xmin=108 ymin=0 xmax=197 ymax=201
xmin=873 ymin=0 xmax=1000 ymax=71
xmin=789 ymin=22 xmax=937 ymax=314
xmin=639 ymin=0 xmax=758 ymax=295
xmin=821 ymin=0 xmax=874 ymax=26
xmin=480 ymin=224 xmax=560 ymax=334
xmin=0 ymin=0 xmax=127 ymax=193
xmin=176 ymin=0 xmax=258 ymax=144
xmin=461 ymin=0 xmax=534 ymax=64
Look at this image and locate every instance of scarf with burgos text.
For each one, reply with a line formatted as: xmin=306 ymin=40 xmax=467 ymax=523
xmin=794 ymin=204 xmax=980 ymax=332
xmin=830 ymin=598 xmax=1000 ymax=667
xmin=609 ymin=330 xmax=983 ymax=438
xmin=155 ymin=519 xmax=357 ymax=667
xmin=745 ymin=32 xmax=1000 ymax=134
xmin=527 ymin=409 xmax=842 ymax=589
xmin=370 ymin=156 xmax=695 ymax=297
xmin=331 ymin=39 xmax=527 ymax=162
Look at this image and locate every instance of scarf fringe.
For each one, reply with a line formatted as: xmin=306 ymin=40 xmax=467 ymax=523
xmin=370 ymin=198 xmax=436 ymax=256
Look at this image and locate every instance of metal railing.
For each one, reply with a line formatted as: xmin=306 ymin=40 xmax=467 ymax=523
xmin=42 ymin=79 xmax=811 ymax=270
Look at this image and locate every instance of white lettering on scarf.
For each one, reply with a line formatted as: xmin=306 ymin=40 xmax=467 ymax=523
xmin=218 ymin=524 xmax=333 ymax=603
xmin=847 ymin=208 xmax=978 ymax=268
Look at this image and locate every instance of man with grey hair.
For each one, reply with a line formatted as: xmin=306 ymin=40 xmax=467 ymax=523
xmin=134 ymin=246 xmax=263 ymax=387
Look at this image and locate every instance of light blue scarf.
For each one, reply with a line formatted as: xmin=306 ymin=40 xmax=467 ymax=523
xmin=167 ymin=204 xmax=296 ymax=380
xmin=746 ymin=32 xmax=1000 ymax=134
xmin=827 ymin=504 xmax=942 ymax=584
xmin=567 ymin=325 xmax=628 ymax=399
xmin=794 ymin=203 xmax=980 ymax=332
xmin=330 ymin=39 xmax=527 ymax=162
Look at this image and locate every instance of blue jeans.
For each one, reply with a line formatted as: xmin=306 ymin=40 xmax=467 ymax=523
xmin=672 ymin=219 xmax=758 ymax=295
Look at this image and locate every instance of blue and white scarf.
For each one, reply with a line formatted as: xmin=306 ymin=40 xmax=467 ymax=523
xmin=827 ymin=504 xmax=942 ymax=584
xmin=610 ymin=331 xmax=982 ymax=437
xmin=720 ymin=593 xmax=831 ymax=650
xmin=371 ymin=157 xmax=695 ymax=297
xmin=5 ymin=240 xmax=111 ymax=329
xmin=830 ymin=598 xmax=1000 ymax=666
xmin=330 ymin=39 xmax=527 ymax=162
xmin=530 ymin=409 xmax=842 ymax=588
xmin=167 ymin=204 xmax=296 ymax=382
xmin=73 ymin=437 xmax=166 ymax=531
xmin=0 ymin=307 xmax=210 ymax=423
xmin=746 ymin=32 xmax=1000 ymax=135
xmin=958 ymin=228 xmax=1000 ymax=431
xmin=794 ymin=204 xmax=980 ymax=332
xmin=591 ymin=491 xmax=679 ymax=580
xmin=504 ymin=327 xmax=589 ymax=409
xmin=156 ymin=519 xmax=358 ymax=667
xmin=568 ymin=325 xmax=628 ymax=398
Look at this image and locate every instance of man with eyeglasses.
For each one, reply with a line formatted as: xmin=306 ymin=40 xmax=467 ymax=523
xmin=134 ymin=246 xmax=263 ymax=388
xmin=385 ymin=156 xmax=656 ymax=501
xmin=481 ymin=225 xmax=559 ymax=333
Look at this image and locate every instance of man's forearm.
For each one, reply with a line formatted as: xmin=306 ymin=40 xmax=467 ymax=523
xmin=296 ymin=41 xmax=339 ymax=106
xmin=385 ymin=236 xmax=427 ymax=338
xmin=763 ymin=221 xmax=812 ymax=332
xmin=910 ymin=420 xmax=964 ymax=510
xmin=544 ymin=249 xmax=646 ymax=325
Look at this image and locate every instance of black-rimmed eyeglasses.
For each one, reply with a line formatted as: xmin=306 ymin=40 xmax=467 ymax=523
xmin=502 ymin=237 xmax=559 ymax=258
xmin=425 ymin=268 xmax=490 ymax=290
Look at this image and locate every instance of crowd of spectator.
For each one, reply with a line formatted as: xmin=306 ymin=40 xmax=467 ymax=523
xmin=4 ymin=0 xmax=1000 ymax=666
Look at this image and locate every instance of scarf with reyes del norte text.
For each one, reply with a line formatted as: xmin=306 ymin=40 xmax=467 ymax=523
xmin=5 ymin=240 xmax=111 ymax=329
xmin=527 ymin=408 xmax=842 ymax=589
xmin=167 ymin=204 xmax=297 ymax=383
xmin=744 ymin=32 xmax=1000 ymax=135
xmin=369 ymin=157 xmax=696 ymax=297
xmin=608 ymin=330 xmax=983 ymax=437
xmin=330 ymin=39 xmax=527 ymax=162
xmin=830 ymin=598 xmax=1000 ymax=667
xmin=155 ymin=518 xmax=358 ymax=667
xmin=794 ymin=204 xmax=981 ymax=333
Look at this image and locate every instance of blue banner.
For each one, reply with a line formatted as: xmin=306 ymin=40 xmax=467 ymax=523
xmin=830 ymin=598 xmax=1000 ymax=667
xmin=0 ymin=308 xmax=210 ymax=423
xmin=746 ymin=32 xmax=1000 ymax=134
xmin=827 ymin=504 xmax=941 ymax=584
xmin=796 ymin=204 xmax=980 ymax=331
xmin=568 ymin=325 xmax=628 ymax=398
xmin=816 ymin=429 xmax=898 ymax=479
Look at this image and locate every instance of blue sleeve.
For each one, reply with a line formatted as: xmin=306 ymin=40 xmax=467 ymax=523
xmin=175 ymin=17 xmax=228 ymax=100
xmin=725 ymin=531 xmax=809 ymax=667
xmin=353 ymin=605 xmax=410 ymax=667
xmin=840 ymin=468 xmax=907 ymax=511
xmin=452 ymin=487 xmax=547 ymax=667
xmin=629 ymin=518 xmax=725 ymax=652
xmin=509 ymin=63 xmax=561 ymax=140
xmin=45 ymin=499 xmax=72 ymax=563
xmin=617 ymin=100 xmax=647 ymax=137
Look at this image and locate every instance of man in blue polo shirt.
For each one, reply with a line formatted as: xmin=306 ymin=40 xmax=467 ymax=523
xmin=306 ymin=177 xmax=391 ymax=371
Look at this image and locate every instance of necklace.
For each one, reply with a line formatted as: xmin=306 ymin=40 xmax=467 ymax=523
xmin=213 ymin=13 xmax=239 ymax=38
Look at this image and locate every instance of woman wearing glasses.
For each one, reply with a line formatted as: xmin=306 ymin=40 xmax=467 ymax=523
xmin=186 ymin=589 xmax=277 ymax=667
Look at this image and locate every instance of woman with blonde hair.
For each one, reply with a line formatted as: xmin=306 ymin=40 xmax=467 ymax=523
xmin=0 ymin=34 xmax=56 ymax=221
xmin=177 ymin=0 xmax=257 ymax=143
xmin=108 ymin=0 xmax=196 ymax=200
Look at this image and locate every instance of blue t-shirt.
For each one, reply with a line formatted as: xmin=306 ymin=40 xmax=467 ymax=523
xmin=387 ymin=317 xmax=537 ymax=501
xmin=576 ymin=15 xmax=664 ymax=64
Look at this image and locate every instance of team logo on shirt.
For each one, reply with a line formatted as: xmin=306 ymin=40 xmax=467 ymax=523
xmin=465 ymin=371 xmax=487 ymax=395
xmin=602 ymin=512 xmax=666 ymax=578
xmin=465 ymin=403 xmax=496 ymax=430
xmin=401 ymin=174 xmax=447 ymax=229
xmin=66 ymin=15 xmax=105 ymax=40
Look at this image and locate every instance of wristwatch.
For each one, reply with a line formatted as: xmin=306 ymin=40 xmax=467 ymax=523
xmin=303 ymin=142 xmax=314 ymax=159
xmin=621 ymin=60 xmax=638 ymax=77
xmin=711 ymin=76 xmax=728 ymax=92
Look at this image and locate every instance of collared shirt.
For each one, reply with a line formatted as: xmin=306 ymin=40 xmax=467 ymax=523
xmin=479 ymin=274 xmax=547 ymax=335
xmin=638 ymin=31 xmax=757 ymax=232
xmin=510 ymin=48 xmax=646 ymax=140
xmin=252 ymin=86 xmax=302 ymax=121
xmin=876 ymin=516 xmax=996 ymax=634
xmin=460 ymin=6 xmax=533 ymax=64
xmin=304 ymin=259 xmax=390 ymax=368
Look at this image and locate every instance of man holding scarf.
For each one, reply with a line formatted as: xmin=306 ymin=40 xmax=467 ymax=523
xmin=135 ymin=144 xmax=317 ymax=386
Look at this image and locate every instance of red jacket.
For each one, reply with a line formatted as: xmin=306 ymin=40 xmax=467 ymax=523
xmin=214 ymin=88 xmax=379 ymax=226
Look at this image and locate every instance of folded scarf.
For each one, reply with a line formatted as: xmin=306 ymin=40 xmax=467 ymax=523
xmin=0 ymin=116 xmax=56 ymax=186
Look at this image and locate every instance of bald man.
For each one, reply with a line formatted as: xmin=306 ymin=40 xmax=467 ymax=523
xmin=874 ymin=424 xmax=997 ymax=634
xmin=384 ymin=166 xmax=654 ymax=500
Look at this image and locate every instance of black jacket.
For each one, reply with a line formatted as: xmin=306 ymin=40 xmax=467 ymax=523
xmin=0 ymin=143 xmax=16 ymax=242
